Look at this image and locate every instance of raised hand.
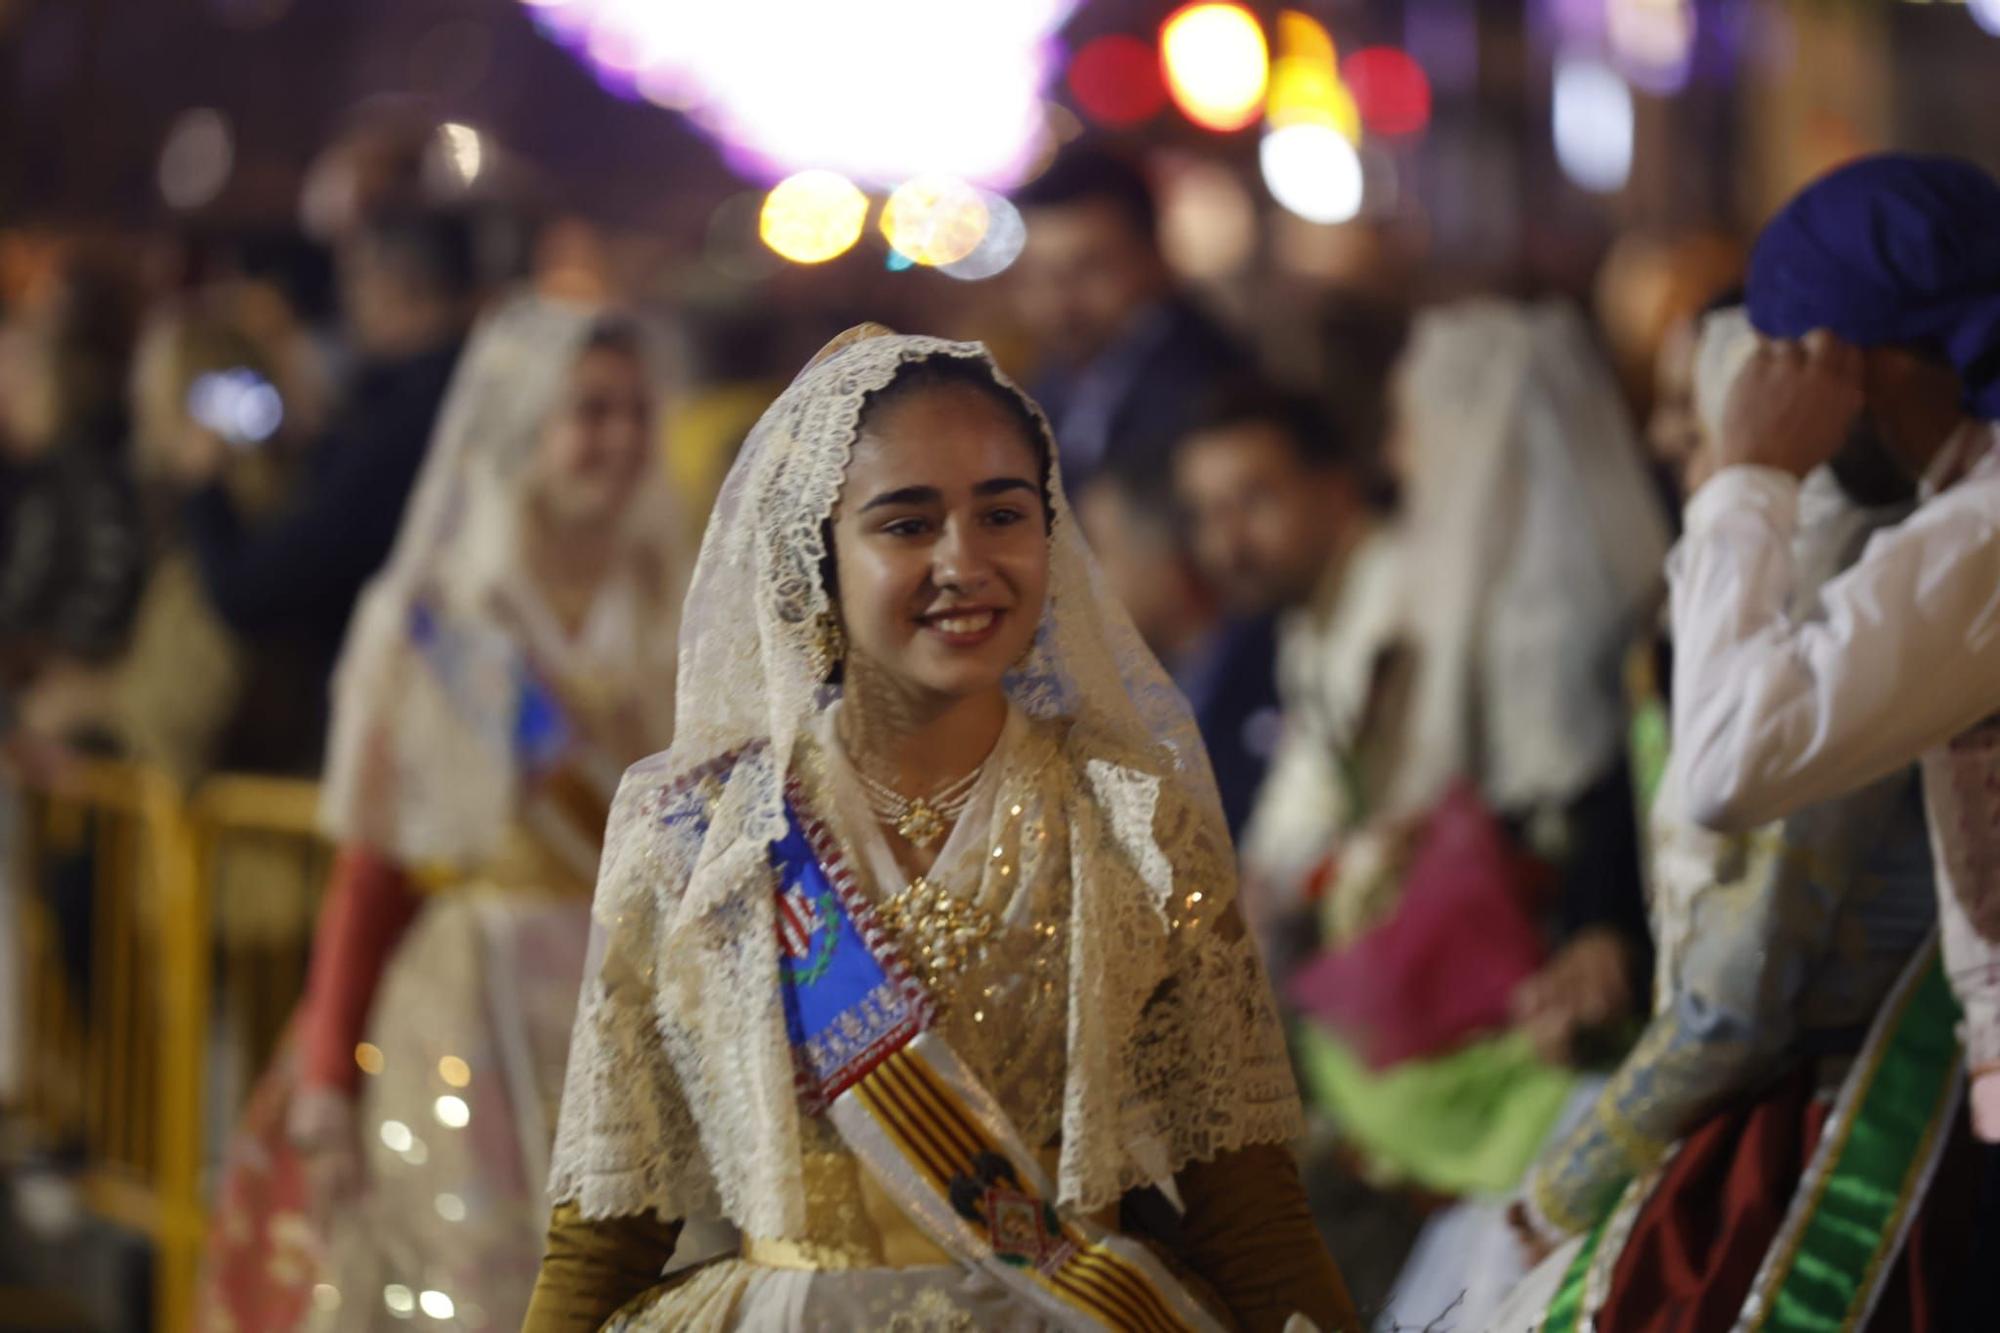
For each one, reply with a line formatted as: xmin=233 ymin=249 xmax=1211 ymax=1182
xmin=1709 ymin=329 xmax=1866 ymax=482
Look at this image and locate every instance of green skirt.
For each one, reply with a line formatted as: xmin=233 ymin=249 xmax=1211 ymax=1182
xmin=1297 ymin=1024 xmax=1577 ymax=1196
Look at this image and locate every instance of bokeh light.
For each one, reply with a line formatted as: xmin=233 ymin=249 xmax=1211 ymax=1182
xmin=1553 ymin=56 xmax=1634 ymax=194
xmin=1068 ymin=34 xmax=1168 ymax=129
xmin=1043 ymin=101 xmax=1086 ymax=146
xmin=434 ymin=1095 xmax=471 ymax=1129
xmin=1276 ymin=8 xmax=1335 ymax=68
xmin=158 ymin=109 xmax=234 ymax=212
xmin=1260 ymin=123 xmax=1364 ymax=224
xmin=881 ymin=175 xmax=990 ymax=268
xmin=438 ymin=123 xmax=484 ymax=186
xmin=1545 ymin=0 xmax=1608 ymax=45
xmin=438 ymin=1055 xmax=471 ymax=1087
xmin=1342 ymin=47 xmax=1433 ymax=138
xmin=1607 ymin=0 xmax=1697 ymax=94
xmin=1973 ymin=0 xmax=2000 ymax=37
xmin=1161 ymin=3 xmax=1269 ymax=133
xmin=940 ymin=192 xmax=1027 ymax=281
xmin=637 ymin=64 xmax=699 ymax=111
xmin=383 ymin=1285 xmax=415 ymax=1318
xmin=419 ymin=1291 xmax=456 ymax=1320
xmin=517 ymin=1 xmax=1078 ymax=186
xmin=758 ymin=170 xmax=869 ymax=264
xmin=1267 ymin=11 xmax=1360 ymax=142
xmin=186 ymin=369 xmax=284 ymax=445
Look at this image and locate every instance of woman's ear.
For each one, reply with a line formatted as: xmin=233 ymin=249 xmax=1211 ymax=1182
xmin=808 ymin=609 xmax=847 ymax=684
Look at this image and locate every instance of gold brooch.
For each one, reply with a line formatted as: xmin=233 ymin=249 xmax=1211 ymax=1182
xmin=876 ymin=875 xmax=996 ymax=993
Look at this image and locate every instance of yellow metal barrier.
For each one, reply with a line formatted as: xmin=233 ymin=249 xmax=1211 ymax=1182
xmin=10 ymin=761 xmax=330 ymax=1333
xmin=189 ymin=774 xmax=329 ymax=1144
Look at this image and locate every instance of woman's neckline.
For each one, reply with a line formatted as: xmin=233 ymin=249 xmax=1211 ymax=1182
xmin=819 ymin=699 xmax=1022 ymax=886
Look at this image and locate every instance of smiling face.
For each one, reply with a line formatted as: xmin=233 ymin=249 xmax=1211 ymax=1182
xmin=528 ymin=340 xmax=654 ymax=530
xmin=829 ymin=379 xmax=1051 ymax=704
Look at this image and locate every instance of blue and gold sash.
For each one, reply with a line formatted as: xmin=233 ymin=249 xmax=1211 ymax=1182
xmin=771 ymin=792 xmax=1230 ymax=1332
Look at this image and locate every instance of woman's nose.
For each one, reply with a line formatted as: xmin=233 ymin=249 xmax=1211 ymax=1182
xmin=931 ymin=518 xmax=994 ymax=592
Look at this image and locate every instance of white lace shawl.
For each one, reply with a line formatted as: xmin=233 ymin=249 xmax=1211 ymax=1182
xmin=546 ymin=328 xmax=1302 ymax=1238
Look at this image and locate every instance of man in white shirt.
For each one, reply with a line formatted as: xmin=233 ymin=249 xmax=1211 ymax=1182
xmin=1172 ymin=379 xmax=1401 ymax=942
xmin=1668 ymin=153 xmax=2000 ymax=1140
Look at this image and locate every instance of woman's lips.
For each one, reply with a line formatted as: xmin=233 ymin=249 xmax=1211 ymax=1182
xmin=919 ymin=606 xmax=1003 ymax=647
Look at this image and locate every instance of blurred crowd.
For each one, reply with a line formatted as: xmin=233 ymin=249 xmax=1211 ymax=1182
xmin=0 ymin=122 xmax=1711 ymax=1323
xmin=7 ymin=114 xmax=1991 ymax=1333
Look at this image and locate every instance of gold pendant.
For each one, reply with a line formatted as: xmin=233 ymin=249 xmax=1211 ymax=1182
xmin=896 ymin=798 xmax=948 ymax=850
xmin=877 ymin=874 xmax=997 ymax=998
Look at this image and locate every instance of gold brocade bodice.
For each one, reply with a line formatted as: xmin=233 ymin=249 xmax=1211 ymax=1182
xmin=755 ymin=729 xmax=1079 ymax=1263
xmin=800 ymin=729 xmax=1074 ymax=1141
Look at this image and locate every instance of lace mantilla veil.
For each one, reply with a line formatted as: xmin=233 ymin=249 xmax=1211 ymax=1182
xmin=316 ymin=291 xmax=684 ymax=867
xmin=1392 ymin=300 xmax=1670 ymax=816
xmin=547 ymin=327 xmax=1301 ymax=1242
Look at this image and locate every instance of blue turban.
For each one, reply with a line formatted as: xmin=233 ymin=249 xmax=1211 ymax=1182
xmin=1747 ymin=153 xmax=2000 ymax=419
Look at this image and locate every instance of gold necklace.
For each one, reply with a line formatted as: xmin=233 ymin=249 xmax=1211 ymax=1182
xmin=853 ymin=759 xmax=987 ymax=851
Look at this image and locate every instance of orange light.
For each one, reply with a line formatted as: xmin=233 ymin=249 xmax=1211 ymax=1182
xmin=758 ymin=170 xmax=869 ymax=265
xmin=1268 ymin=10 xmax=1359 ymax=142
xmin=1276 ymin=9 xmax=1335 ymax=68
xmin=1161 ymin=4 xmax=1269 ymax=133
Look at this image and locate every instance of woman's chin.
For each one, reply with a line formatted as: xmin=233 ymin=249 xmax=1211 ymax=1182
xmin=900 ymin=658 xmax=1013 ymax=704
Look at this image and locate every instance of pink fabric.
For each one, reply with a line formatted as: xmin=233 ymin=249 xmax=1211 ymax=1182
xmin=1287 ymin=781 xmax=1549 ymax=1069
xmin=198 ymin=1035 xmax=321 ymax=1333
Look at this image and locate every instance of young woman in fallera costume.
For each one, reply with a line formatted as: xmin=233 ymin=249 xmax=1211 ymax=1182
xmin=526 ymin=326 xmax=1355 ymax=1331
xmin=201 ymin=294 xmax=685 ymax=1333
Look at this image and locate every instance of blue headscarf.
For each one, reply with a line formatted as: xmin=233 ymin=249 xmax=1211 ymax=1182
xmin=1747 ymin=153 xmax=2000 ymax=419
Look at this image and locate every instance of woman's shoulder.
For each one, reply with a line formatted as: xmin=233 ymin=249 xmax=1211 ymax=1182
xmin=610 ymin=739 xmax=772 ymax=838
xmin=1052 ymin=717 xmax=1210 ymax=798
xmin=590 ymin=740 xmax=777 ymax=924
xmin=1052 ymin=721 xmax=1230 ymax=856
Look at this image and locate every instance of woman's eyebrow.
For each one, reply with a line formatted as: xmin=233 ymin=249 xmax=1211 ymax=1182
xmin=858 ymin=484 xmax=942 ymax=513
xmin=858 ymin=478 xmax=1037 ymax=511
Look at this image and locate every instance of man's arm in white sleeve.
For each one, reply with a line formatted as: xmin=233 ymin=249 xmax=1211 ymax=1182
xmin=1669 ymin=464 xmax=2000 ymax=830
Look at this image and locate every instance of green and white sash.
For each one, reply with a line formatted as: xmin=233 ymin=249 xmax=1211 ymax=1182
xmin=1540 ymin=933 xmax=1963 ymax=1333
